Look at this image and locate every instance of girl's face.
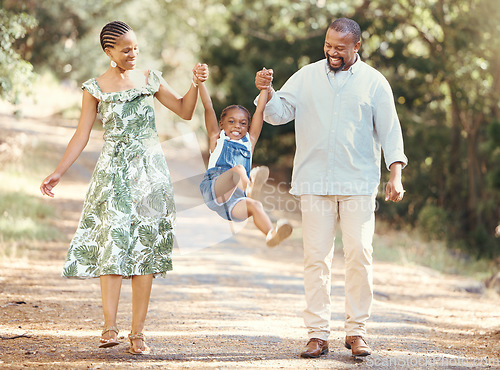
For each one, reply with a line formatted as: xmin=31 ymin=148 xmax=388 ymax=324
xmin=220 ymin=108 xmax=249 ymax=140
xmin=106 ymin=31 xmax=139 ymax=70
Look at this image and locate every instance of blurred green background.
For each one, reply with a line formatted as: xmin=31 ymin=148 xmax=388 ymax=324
xmin=1 ymin=0 xmax=499 ymax=262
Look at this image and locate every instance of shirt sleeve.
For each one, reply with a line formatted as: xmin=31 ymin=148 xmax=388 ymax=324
xmin=254 ymin=70 xmax=302 ymax=125
xmin=373 ymin=77 xmax=408 ymax=170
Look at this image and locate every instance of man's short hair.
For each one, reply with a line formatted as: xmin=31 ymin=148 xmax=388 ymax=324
xmin=328 ymin=18 xmax=361 ymax=44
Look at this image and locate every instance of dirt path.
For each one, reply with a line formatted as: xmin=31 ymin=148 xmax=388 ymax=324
xmin=1 ymin=113 xmax=499 ymax=369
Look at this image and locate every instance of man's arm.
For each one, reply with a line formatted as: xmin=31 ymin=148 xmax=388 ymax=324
xmin=254 ymin=68 xmax=298 ymax=125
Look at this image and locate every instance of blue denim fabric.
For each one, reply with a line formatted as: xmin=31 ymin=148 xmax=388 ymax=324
xmin=213 ymin=139 xmax=251 ymax=177
xmin=199 ymin=167 xmax=247 ymax=222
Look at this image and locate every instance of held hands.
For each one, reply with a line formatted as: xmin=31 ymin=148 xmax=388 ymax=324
xmin=192 ymin=63 xmax=209 ymax=85
xmin=255 ymin=67 xmax=273 ymax=91
xmin=40 ymin=173 xmax=61 ymax=198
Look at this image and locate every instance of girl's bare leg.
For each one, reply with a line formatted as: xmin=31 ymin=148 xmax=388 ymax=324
xmin=232 ymin=199 xmax=293 ymax=247
xmin=213 ymin=165 xmax=249 ymax=203
xmin=100 ymin=275 xmax=122 ymax=342
xmin=232 ymin=198 xmax=273 ymax=235
xmin=130 ymin=274 xmax=153 ymax=353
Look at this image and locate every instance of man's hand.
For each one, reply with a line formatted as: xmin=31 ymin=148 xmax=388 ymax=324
xmin=385 ymin=162 xmax=405 ymax=202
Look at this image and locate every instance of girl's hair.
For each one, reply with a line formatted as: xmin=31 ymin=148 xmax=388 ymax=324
xmin=100 ymin=21 xmax=132 ymax=51
xmin=220 ymin=105 xmax=251 ymax=122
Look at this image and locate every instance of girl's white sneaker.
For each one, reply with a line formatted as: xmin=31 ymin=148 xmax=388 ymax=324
xmin=247 ymin=166 xmax=270 ymax=199
xmin=266 ymin=219 xmax=293 ymax=247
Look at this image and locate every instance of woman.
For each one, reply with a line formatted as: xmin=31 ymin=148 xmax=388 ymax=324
xmin=40 ymin=20 xmax=208 ymax=354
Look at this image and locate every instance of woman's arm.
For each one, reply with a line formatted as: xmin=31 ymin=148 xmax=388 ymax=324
xmin=154 ymin=81 xmax=198 ymax=120
xmin=40 ymin=90 xmax=98 ymax=197
xmin=248 ymin=88 xmax=269 ymax=149
xmin=154 ymin=63 xmax=208 ymax=120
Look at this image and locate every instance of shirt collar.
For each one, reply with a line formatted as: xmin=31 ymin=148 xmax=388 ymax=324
xmin=350 ymin=53 xmax=361 ymax=73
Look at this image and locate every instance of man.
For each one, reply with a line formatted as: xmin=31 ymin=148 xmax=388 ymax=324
xmin=255 ymin=18 xmax=407 ymax=358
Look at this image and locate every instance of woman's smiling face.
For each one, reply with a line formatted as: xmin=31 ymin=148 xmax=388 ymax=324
xmin=106 ymin=31 xmax=139 ymax=70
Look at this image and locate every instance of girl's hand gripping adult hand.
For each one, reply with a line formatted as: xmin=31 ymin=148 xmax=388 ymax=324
xmin=255 ymin=67 xmax=273 ymax=91
xmin=193 ymin=63 xmax=209 ymax=84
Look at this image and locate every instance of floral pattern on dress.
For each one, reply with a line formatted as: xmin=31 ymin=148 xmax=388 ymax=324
xmin=63 ymin=70 xmax=175 ymax=278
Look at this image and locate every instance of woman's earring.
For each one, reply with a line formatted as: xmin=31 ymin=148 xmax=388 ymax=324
xmin=110 ymin=60 xmax=117 ymax=68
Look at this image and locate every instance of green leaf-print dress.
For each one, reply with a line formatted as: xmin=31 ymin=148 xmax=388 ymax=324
xmin=63 ymin=70 xmax=175 ymax=278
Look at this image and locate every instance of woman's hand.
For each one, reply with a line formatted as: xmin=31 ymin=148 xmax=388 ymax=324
xmin=40 ymin=172 xmax=62 ymax=198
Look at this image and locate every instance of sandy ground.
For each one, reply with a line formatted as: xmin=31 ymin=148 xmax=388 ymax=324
xmin=0 ymin=113 xmax=499 ymax=369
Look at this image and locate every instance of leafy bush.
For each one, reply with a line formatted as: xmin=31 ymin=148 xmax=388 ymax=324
xmin=417 ymin=204 xmax=449 ymax=240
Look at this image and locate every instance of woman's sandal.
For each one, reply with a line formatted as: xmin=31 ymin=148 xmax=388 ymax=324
xmin=99 ymin=326 xmax=120 ymax=348
xmin=128 ymin=332 xmax=151 ymax=355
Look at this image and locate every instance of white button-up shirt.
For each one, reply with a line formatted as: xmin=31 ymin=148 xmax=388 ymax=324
xmin=259 ymin=57 xmax=408 ymax=196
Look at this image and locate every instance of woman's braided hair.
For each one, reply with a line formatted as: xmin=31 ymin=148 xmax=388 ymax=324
xmin=99 ymin=21 xmax=132 ymax=51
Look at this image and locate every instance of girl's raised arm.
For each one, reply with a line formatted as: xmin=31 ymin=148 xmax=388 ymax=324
xmin=40 ymin=90 xmax=98 ymax=197
xmin=248 ymin=87 xmax=269 ymax=149
xmin=198 ymin=81 xmax=220 ymax=152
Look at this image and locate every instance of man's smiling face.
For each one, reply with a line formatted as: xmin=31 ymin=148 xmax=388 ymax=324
xmin=324 ymin=28 xmax=360 ymax=72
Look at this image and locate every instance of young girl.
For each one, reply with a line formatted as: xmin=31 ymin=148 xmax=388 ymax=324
xmin=197 ymin=69 xmax=292 ymax=247
xmin=40 ymin=21 xmax=208 ymax=355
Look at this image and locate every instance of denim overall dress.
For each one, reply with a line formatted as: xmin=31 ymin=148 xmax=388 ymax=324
xmin=199 ymin=131 xmax=252 ymax=221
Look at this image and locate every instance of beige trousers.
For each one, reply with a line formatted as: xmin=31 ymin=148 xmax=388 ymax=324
xmin=300 ymin=194 xmax=375 ymax=340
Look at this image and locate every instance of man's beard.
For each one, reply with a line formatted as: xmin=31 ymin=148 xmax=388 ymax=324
xmin=327 ymin=56 xmax=345 ymax=73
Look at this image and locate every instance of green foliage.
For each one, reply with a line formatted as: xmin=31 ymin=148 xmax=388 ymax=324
xmin=417 ymin=204 xmax=449 ymax=241
xmin=360 ymin=0 xmax=500 ymax=258
xmin=0 ymin=6 xmax=37 ymax=103
xmin=1 ymin=0 xmax=146 ymax=83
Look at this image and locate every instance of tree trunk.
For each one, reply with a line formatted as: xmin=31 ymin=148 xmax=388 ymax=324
xmin=466 ymin=118 xmax=482 ymax=231
xmin=447 ymin=86 xmax=463 ymax=226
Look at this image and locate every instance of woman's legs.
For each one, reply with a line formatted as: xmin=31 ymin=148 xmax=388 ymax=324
xmin=129 ymin=274 xmax=153 ymax=353
xmin=213 ymin=165 xmax=249 ymax=203
xmin=100 ymin=274 xmax=122 ymax=342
